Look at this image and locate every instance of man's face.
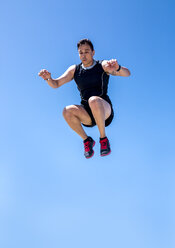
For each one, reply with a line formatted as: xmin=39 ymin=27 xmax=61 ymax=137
xmin=78 ymin=44 xmax=95 ymax=66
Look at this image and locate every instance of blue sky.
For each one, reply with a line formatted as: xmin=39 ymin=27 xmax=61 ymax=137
xmin=0 ymin=0 xmax=175 ymax=247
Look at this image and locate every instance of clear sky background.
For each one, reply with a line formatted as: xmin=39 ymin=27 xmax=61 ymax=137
xmin=0 ymin=0 xmax=175 ymax=247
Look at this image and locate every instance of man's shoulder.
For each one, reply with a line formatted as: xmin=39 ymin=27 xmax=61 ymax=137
xmin=67 ymin=64 xmax=76 ymax=73
xmin=73 ymin=62 xmax=82 ymax=71
xmin=96 ymin=60 xmax=107 ymax=72
xmin=96 ymin=60 xmax=104 ymax=64
xmin=96 ymin=60 xmax=106 ymax=70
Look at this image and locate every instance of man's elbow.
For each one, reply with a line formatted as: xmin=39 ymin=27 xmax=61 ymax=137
xmin=123 ymin=69 xmax=131 ymax=77
xmin=121 ymin=67 xmax=131 ymax=77
xmin=52 ymin=85 xmax=59 ymax=89
xmin=127 ymin=69 xmax=131 ymax=77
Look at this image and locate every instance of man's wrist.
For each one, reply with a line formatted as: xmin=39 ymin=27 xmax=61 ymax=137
xmin=45 ymin=78 xmax=52 ymax=81
xmin=116 ymin=65 xmax=121 ymax=72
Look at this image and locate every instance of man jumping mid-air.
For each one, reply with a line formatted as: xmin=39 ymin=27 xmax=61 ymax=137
xmin=38 ymin=39 xmax=130 ymax=159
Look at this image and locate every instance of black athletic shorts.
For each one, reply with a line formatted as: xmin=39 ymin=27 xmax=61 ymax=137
xmin=81 ymin=95 xmax=114 ymax=128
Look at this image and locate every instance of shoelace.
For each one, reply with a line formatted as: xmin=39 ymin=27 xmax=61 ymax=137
xmin=100 ymin=139 xmax=108 ymax=149
xmin=84 ymin=141 xmax=91 ymax=152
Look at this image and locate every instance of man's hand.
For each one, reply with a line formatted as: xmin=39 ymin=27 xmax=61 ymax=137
xmin=38 ymin=69 xmax=52 ymax=80
xmin=103 ymin=59 xmax=120 ymax=74
xmin=102 ymin=59 xmax=131 ymax=77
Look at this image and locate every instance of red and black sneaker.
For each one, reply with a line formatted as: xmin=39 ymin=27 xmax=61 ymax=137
xmin=83 ymin=137 xmax=95 ymax=159
xmin=100 ymin=137 xmax=111 ymax=157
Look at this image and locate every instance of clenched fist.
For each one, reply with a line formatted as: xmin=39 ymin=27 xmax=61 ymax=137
xmin=38 ymin=69 xmax=51 ymax=80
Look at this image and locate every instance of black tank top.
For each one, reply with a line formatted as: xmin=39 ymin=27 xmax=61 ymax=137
xmin=74 ymin=60 xmax=110 ymax=102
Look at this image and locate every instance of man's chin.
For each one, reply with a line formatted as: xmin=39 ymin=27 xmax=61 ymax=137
xmin=82 ymin=60 xmax=93 ymax=66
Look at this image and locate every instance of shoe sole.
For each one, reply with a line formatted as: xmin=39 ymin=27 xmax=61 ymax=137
xmin=101 ymin=150 xmax=111 ymax=157
xmin=86 ymin=150 xmax=94 ymax=159
xmin=85 ymin=141 xmax=95 ymax=159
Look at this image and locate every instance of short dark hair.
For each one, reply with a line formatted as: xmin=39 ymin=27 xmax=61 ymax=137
xmin=77 ymin=39 xmax=94 ymax=51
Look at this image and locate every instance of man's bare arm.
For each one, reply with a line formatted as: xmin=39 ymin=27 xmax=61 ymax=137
xmin=109 ymin=66 xmax=131 ymax=77
xmin=102 ymin=59 xmax=131 ymax=77
xmin=38 ymin=65 xmax=76 ymax=88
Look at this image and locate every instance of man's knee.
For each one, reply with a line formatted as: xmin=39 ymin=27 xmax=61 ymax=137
xmin=63 ymin=105 xmax=82 ymax=120
xmin=62 ymin=106 xmax=74 ymax=120
xmin=88 ymin=96 xmax=102 ymax=109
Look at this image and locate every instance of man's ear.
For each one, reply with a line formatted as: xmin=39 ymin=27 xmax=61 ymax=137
xmin=92 ymin=50 xmax=95 ymax=56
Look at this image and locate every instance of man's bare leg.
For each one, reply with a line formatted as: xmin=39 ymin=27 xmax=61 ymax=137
xmin=88 ymin=96 xmax=111 ymax=156
xmin=88 ymin=96 xmax=111 ymax=138
xmin=63 ymin=105 xmax=96 ymax=159
xmin=62 ymin=105 xmax=92 ymax=140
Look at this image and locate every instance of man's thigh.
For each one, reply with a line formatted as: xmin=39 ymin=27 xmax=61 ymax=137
xmin=88 ymin=96 xmax=112 ymax=120
xmin=100 ymin=98 xmax=112 ymax=120
xmin=64 ymin=104 xmax=92 ymax=126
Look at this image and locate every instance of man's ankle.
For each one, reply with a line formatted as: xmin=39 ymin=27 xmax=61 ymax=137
xmin=84 ymin=136 xmax=93 ymax=143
